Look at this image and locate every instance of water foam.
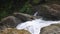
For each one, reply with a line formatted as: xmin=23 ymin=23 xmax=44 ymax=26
xmin=16 ymin=18 xmax=60 ymax=34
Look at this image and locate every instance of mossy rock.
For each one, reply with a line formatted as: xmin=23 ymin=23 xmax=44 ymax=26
xmin=0 ymin=28 xmax=31 ymax=34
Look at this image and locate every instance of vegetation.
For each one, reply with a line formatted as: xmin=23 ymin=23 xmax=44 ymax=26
xmin=0 ymin=0 xmax=41 ymax=20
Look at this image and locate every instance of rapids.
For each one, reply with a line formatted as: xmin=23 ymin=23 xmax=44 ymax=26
xmin=16 ymin=18 xmax=60 ymax=34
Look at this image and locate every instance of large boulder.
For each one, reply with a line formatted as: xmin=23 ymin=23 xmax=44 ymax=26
xmin=40 ymin=24 xmax=60 ymax=34
xmin=0 ymin=16 xmax=21 ymax=29
xmin=33 ymin=4 xmax=60 ymax=20
xmin=38 ymin=4 xmax=60 ymax=21
xmin=32 ymin=0 xmax=60 ymax=21
xmin=0 ymin=13 xmax=37 ymax=30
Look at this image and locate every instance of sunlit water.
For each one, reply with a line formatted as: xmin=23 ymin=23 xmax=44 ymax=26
xmin=16 ymin=18 xmax=60 ymax=34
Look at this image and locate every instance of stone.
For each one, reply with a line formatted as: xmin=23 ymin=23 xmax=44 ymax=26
xmin=0 ymin=16 xmax=22 ymax=29
xmin=32 ymin=0 xmax=60 ymax=21
xmin=33 ymin=4 xmax=60 ymax=21
xmin=40 ymin=24 xmax=60 ymax=34
xmin=0 ymin=28 xmax=31 ymax=34
xmin=13 ymin=12 xmax=36 ymax=21
xmin=0 ymin=13 xmax=37 ymax=30
xmin=38 ymin=4 xmax=60 ymax=21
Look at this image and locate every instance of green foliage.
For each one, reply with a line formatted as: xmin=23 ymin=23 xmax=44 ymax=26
xmin=0 ymin=0 xmax=34 ymax=20
xmin=0 ymin=1 xmax=13 ymax=20
xmin=0 ymin=0 xmax=40 ymax=20
xmin=19 ymin=2 xmax=34 ymax=15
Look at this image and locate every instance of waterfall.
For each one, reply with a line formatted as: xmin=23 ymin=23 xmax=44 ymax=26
xmin=33 ymin=12 xmax=38 ymax=16
xmin=16 ymin=18 xmax=60 ymax=34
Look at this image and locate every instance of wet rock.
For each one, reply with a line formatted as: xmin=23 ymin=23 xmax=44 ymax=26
xmin=0 ymin=16 xmax=21 ymax=29
xmin=0 ymin=28 xmax=31 ymax=34
xmin=40 ymin=24 xmax=60 ymax=34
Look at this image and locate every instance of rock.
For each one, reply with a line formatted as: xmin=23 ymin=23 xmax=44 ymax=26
xmin=38 ymin=4 xmax=60 ymax=21
xmin=13 ymin=12 xmax=36 ymax=21
xmin=40 ymin=24 xmax=60 ymax=34
xmin=0 ymin=28 xmax=31 ymax=34
xmin=0 ymin=16 xmax=22 ymax=29
xmin=0 ymin=13 xmax=37 ymax=30
xmin=32 ymin=0 xmax=60 ymax=21
xmin=33 ymin=4 xmax=60 ymax=21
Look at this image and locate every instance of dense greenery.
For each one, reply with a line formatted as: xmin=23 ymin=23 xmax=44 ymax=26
xmin=19 ymin=2 xmax=33 ymax=15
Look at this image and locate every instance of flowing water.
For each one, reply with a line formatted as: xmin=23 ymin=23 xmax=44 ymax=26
xmin=16 ymin=12 xmax=60 ymax=34
xmin=16 ymin=18 xmax=60 ymax=34
xmin=33 ymin=12 xmax=38 ymax=16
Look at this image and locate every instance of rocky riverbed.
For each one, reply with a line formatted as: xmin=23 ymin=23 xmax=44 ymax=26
xmin=0 ymin=13 xmax=60 ymax=34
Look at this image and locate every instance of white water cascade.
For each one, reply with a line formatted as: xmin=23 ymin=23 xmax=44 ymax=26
xmin=16 ymin=18 xmax=60 ymax=34
xmin=16 ymin=11 xmax=60 ymax=34
xmin=33 ymin=12 xmax=38 ymax=16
